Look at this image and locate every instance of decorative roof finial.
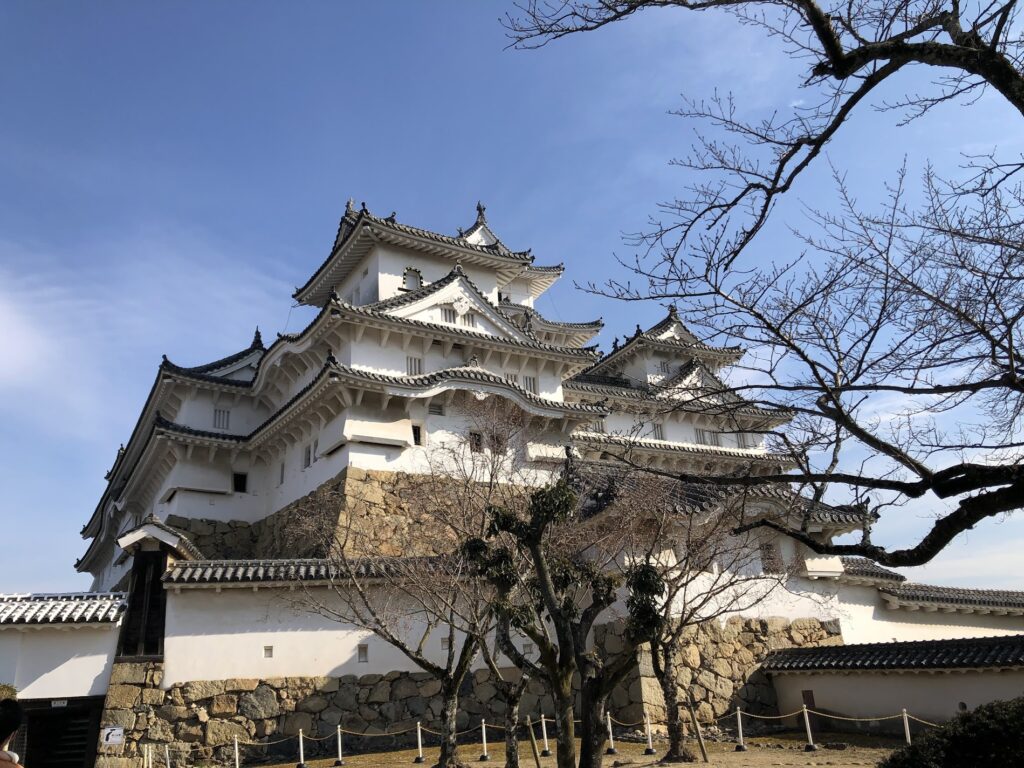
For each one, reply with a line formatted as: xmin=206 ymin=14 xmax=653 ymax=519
xmin=453 ymin=263 xmax=465 ymax=276
xmin=612 ymin=337 xmax=620 ymax=350
xmin=635 ymin=324 xmax=643 ymax=337
xmin=251 ymin=327 xmax=264 ymax=349
xmin=385 ymin=211 xmax=397 ymax=223
xmin=476 ymin=201 xmax=487 ymax=224
xmin=345 ymin=198 xmax=355 ymax=215
xmin=667 ymin=305 xmax=678 ymax=318
xmin=360 ymin=201 xmax=368 ymax=213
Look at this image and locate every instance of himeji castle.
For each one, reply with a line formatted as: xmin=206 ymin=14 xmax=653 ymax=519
xmin=3 ymin=201 xmax=1024 ymax=768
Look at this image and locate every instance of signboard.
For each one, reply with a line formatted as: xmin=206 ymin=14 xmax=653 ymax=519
xmin=50 ymin=699 xmax=67 ymax=708
xmin=101 ymin=726 xmax=124 ymax=745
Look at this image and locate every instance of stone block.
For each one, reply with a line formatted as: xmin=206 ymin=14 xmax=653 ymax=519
xmin=419 ymin=679 xmax=441 ymax=698
xmin=156 ymin=705 xmax=189 ymax=722
xmin=224 ymin=679 xmax=260 ymax=692
xmin=392 ymin=678 xmax=419 ymax=700
xmin=109 ymin=663 xmax=151 ymax=685
xmin=210 ymin=694 xmax=238 ymax=716
xmin=320 ymin=707 xmax=343 ymax=725
xmin=206 ymin=719 xmax=249 ymax=747
xmin=147 ymin=719 xmax=176 ymax=742
xmin=367 ymin=680 xmax=391 ymax=703
xmin=239 ymin=685 xmax=280 ymax=720
xmin=176 ymin=723 xmax=204 ymax=743
xmin=183 ymin=680 xmax=225 ymax=702
xmin=104 ymin=709 xmax=137 ymax=731
xmin=106 ymin=685 xmax=142 ymax=709
xmin=297 ymin=694 xmax=329 ymax=713
xmin=317 ymin=677 xmax=340 ymax=693
xmin=334 ymin=688 xmax=358 ymax=710
xmin=282 ymin=712 xmax=313 ymax=736
xmin=141 ymin=689 xmax=165 ymax=706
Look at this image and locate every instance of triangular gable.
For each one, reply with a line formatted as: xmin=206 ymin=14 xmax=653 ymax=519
xmin=657 ymin=360 xmax=744 ymax=405
xmin=379 ymin=269 xmax=538 ymax=345
xmin=117 ymin=516 xmax=204 ymax=561
xmin=649 ymin=318 xmax=698 ymax=345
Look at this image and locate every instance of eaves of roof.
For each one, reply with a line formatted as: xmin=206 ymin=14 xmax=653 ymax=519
xmin=839 ymin=556 xmax=906 ymax=584
xmin=879 ymin=583 xmax=1024 ymax=613
xmin=163 ymin=556 xmax=444 ymax=586
xmin=498 ymin=299 xmax=603 ymax=332
xmin=0 ymin=592 xmax=127 ymax=626
xmin=572 ymin=431 xmax=795 ymax=464
xmin=763 ymin=635 xmax=1024 ymax=673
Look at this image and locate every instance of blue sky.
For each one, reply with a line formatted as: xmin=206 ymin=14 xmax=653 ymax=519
xmin=1 ymin=2 xmax=1020 ymax=592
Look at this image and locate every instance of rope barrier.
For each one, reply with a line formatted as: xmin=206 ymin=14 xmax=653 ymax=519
xmin=741 ymin=708 xmax=805 ymax=720
xmin=907 ymin=714 xmax=941 ymax=728
xmin=609 ymin=716 xmax=646 ymax=728
xmin=807 ymin=709 xmax=904 ymax=722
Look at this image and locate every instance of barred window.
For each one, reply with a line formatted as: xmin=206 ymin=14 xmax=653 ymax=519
xmin=695 ymin=428 xmax=721 ymax=446
xmin=652 ymin=423 xmax=665 ymax=440
xmin=213 ymin=408 xmax=230 ymax=430
xmin=428 ymin=403 xmax=445 ymax=416
xmin=523 ymin=375 xmax=538 ymax=394
xmin=442 ymin=307 xmax=457 ymax=324
xmin=461 ymin=312 xmax=477 ymax=328
xmin=407 ymin=356 xmax=423 ymax=376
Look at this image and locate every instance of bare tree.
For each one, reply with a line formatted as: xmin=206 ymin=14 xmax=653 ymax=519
xmin=296 ymin=393 xmax=554 ymax=768
xmin=505 ymin=0 xmax=1024 ymax=566
xmin=465 ymin=460 xmax=669 ymax=768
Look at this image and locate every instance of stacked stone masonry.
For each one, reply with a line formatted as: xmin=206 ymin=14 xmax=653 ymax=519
xmin=96 ymin=617 xmax=839 ymax=768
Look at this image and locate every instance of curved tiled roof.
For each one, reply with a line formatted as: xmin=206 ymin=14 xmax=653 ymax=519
xmin=296 ymin=203 xmax=533 ymax=303
xmin=573 ymin=431 xmax=794 ymax=463
xmin=163 ymin=556 xmax=443 ymax=585
xmin=498 ymin=299 xmax=603 ymax=332
xmin=880 ymin=583 xmax=1024 ymax=612
xmin=119 ymin=514 xmax=206 ymax=561
xmin=0 ymin=593 xmax=127 ymax=626
xmin=162 ymin=328 xmax=264 ymax=376
xmin=840 ymin=556 xmax=905 ymax=583
xmin=763 ymin=635 xmax=1024 ymax=673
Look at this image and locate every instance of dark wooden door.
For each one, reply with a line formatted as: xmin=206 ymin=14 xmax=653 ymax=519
xmin=22 ymin=697 xmax=103 ymax=768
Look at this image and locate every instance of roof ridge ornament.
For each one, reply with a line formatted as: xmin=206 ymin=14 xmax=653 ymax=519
xmin=345 ymin=198 xmax=355 ymax=215
xmin=476 ymin=201 xmax=487 ymax=224
xmin=251 ymin=327 xmax=264 ymax=349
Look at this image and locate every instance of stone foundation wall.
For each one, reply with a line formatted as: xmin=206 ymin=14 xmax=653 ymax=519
xmin=608 ymin=616 xmax=842 ymax=727
xmin=167 ymin=467 xmax=455 ymax=560
xmin=95 ymin=662 xmax=555 ymax=768
xmin=97 ymin=617 xmax=839 ymax=768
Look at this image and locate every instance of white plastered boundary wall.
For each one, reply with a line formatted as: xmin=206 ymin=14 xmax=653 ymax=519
xmin=162 ymin=587 xmax=463 ymax=687
xmin=836 ymin=584 xmax=1024 ymax=643
xmin=0 ymin=627 xmax=118 ymax=698
xmin=773 ymin=668 xmax=1024 ymax=724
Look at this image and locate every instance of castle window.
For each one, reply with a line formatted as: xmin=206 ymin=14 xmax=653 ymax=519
xmin=523 ymin=375 xmax=538 ymax=394
xmin=695 ymin=428 xmax=720 ymax=446
xmin=313 ymin=438 xmax=319 ymax=462
xmin=232 ymin=473 xmax=248 ymax=493
xmin=279 ymin=461 xmax=285 ymax=486
xmin=592 ymin=419 xmax=606 ymax=434
xmin=523 ymin=642 xmax=535 ymax=656
xmin=442 ymin=307 xmax=457 ymax=324
xmin=441 ymin=636 xmax=450 ymax=651
xmin=461 ymin=312 xmax=477 ymax=328
xmin=213 ymin=408 xmax=231 ymax=430
xmin=407 ymin=356 xmax=423 ymax=376
xmin=412 ymin=424 xmax=424 ymax=446
xmin=357 ymin=644 xmax=369 ymax=663
xmin=658 ymin=360 xmax=671 ymax=374
xmin=303 ymin=444 xmax=312 ymax=469
xmin=505 ymin=372 xmax=518 ymax=385
xmin=469 ymin=431 xmax=484 ymax=453
xmin=403 ymin=268 xmax=422 ymax=291
xmin=759 ymin=542 xmax=785 ymax=574
xmin=428 ymin=403 xmax=445 ymax=416
xmin=652 ymin=423 xmax=665 ymax=440
xmin=263 ymin=646 xmax=274 ymax=659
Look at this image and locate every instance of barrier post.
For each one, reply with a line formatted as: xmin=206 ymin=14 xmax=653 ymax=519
xmin=479 ymin=719 xmax=490 ymax=762
xmin=525 ymin=717 xmax=543 ymax=768
xmin=335 ymin=724 xmax=345 ymax=766
xmin=164 ymin=745 xmax=171 ymax=768
xmin=414 ymin=722 xmax=425 ymax=764
xmin=802 ymin=705 xmax=817 ymax=752
xmin=297 ymin=729 xmax=307 ymax=768
xmin=735 ymin=707 xmax=746 ymax=752
xmin=540 ymin=715 xmax=551 ymax=757
xmin=234 ymin=737 xmax=240 ymax=768
xmin=902 ymin=709 xmax=912 ymax=746
xmin=643 ymin=712 xmax=656 ymax=755
xmin=605 ymin=712 xmax=617 ymax=755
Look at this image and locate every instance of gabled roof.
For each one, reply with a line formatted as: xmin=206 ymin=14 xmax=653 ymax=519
xmin=584 ymin=307 xmax=743 ymax=376
xmin=296 ymin=201 xmax=535 ymax=306
xmin=498 ymin=299 xmax=603 ymax=346
xmin=116 ymin=514 xmax=205 ymax=561
xmin=0 ymin=593 xmax=127 ymax=626
xmin=763 ymin=635 xmax=1024 ymax=673
xmin=879 ymin=583 xmax=1024 ymax=614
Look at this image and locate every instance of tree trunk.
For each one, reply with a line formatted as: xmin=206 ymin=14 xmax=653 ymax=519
xmin=501 ymin=680 xmax=525 ymax=768
xmin=552 ymin=680 xmax=576 ymax=768
xmin=576 ymin=677 xmax=609 ymax=768
xmin=656 ymin=644 xmax=694 ymax=762
xmin=436 ymin=680 xmax=463 ymax=768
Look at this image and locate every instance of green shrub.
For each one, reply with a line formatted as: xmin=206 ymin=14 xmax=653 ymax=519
xmin=879 ymin=696 xmax=1024 ymax=768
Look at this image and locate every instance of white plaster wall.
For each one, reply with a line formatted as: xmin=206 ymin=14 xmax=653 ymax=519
xmin=0 ymin=627 xmax=118 ymax=699
xmin=836 ymin=584 xmax=1024 ymax=643
xmin=773 ymin=669 xmax=1024 ymax=724
xmin=374 ymin=246 xmax=499 ymax=304
xmin=163 ymin=588 xmax=457 ymax=685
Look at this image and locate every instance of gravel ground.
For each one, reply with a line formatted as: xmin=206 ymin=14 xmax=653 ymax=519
xmin=252 ymin=733 xmax=901 ymax=768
